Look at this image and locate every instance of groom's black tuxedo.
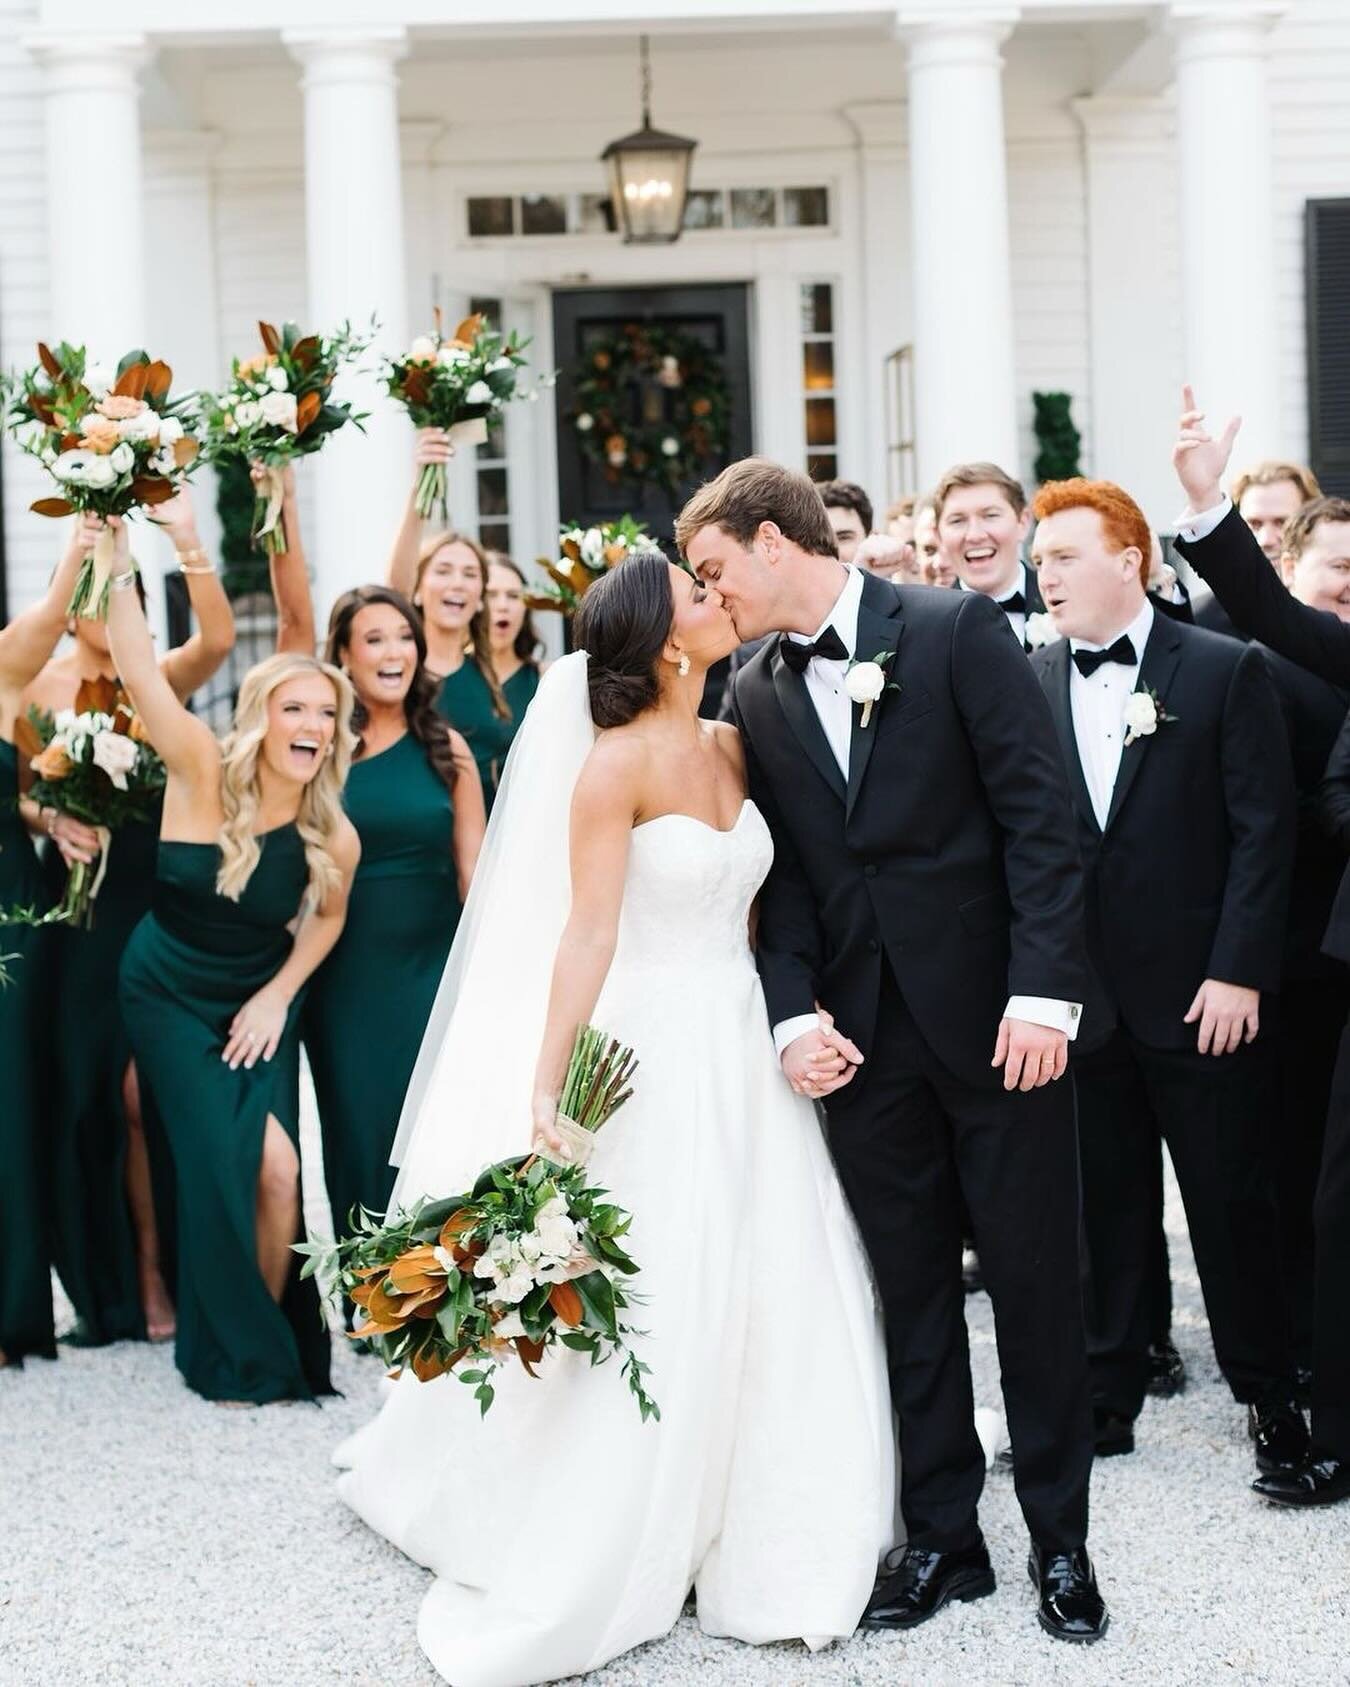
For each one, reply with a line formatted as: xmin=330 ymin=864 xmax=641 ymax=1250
xmin=733 ymin=569 xmax=1094 ymax=1558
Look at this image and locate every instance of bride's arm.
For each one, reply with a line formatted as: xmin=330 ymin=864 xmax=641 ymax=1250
xmin=530 ymin=738 xmax=643 ymax=1152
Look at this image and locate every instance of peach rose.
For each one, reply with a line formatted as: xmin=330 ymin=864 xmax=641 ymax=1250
xmin=238 ymin=354 xmax=277 ymax=378
xmin=96 ymin=394 xmax=146 ymax=421
xmin=32 ymin=743 xmax=73 ymax=781
xmin=80 ymin=417 xmax=121 ymax=454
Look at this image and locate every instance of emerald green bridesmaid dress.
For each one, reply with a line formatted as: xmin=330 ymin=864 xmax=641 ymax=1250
xmin=0 ymin=739 xmax=56 ymax=1363
xmin=502 ymin=661 xmax=542 ymax=723
xmin=119 ymin=826 xmax=331 ymax=1404
xmin=304 ymin=732 xmax=461 ymax=1238
xmin=436 ymin=659 xmax=516 ymax=812
xmin=42 ymin=807 xmax=173 ymax=1345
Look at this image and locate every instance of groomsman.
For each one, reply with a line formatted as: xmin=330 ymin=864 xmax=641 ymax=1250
xmin=1028 ymin=476 xmax=1306 ymax=1479
xmin=1173 ymin=389 xmax=1350 ymax=1505
xmin=1193 ymin=459 xmax=1321 ymax=640
xmin=935 ymin=462 xmax=1043 ymax=645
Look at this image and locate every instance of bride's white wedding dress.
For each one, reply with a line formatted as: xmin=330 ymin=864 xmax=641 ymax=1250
xmin=333 ymin=659 xmax=894 ymax=1687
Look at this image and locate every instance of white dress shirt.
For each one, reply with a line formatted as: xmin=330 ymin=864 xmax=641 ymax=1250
xmin=770 ymin=568 xmax=1080 ymax=1057
xmin=962 ymin=562 xmax=1030 ymax=646
xmin=1176 ymin=495 xmax=1232 ymax=544
xmin=1068 ymin=598 xmax=1156 ymax=832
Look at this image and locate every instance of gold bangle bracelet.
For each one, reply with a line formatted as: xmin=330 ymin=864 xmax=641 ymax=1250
xmin=111 ymin=569 xmax=138 ymax=591
xmin=178 ymin=562 xmax=217 ymax=576
xmin=176 ymin=547 xmax=208 ymax=566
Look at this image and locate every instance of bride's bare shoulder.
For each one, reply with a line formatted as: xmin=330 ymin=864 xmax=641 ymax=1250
xmin=707 ymin=718 xmax=747 ymax=786
xmin=573 ymin=728 xmax=652 ymax=816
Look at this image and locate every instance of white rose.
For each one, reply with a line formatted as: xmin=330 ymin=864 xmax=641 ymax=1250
xmin=537 ymin=1219 xmax=578 ymax=1262
xmin=844 ymin=661 xmax=887 ymax=706
xmin=91 ymin=729 xmax=138 ymax=791
xmin=83 ymin=364 xmax=114 ymax=400
xmin=493 ymin=1312 xmax=526 ymax=1340
xmin=150 ymin=447 xmax=177 ymax=476
xmin=233 ymin=399 xmax=261 ymax=429
xmin=109 ymin=443 xmax=136 ymax=474
xmin=409 ymin=335 xmax=437 ymax=362
xmin=464 ymin=380 xmax=493 ymax=406
xmin=266 ymin=365 xmax=289 ymax=391
xmin=258 ymin=390 xmax=299 ymax=433
xmin=579 ymin=528 xmax=605 ymax=567
xmin=494 ymin=1271 xmax=535 ymax=1306
xmin=534 ymin=1259 xmax=570 ymax=1284
xmin=1024 ymin=613 xmax=1061 ymax=650
xmin=157 ymin=415 xmax=184 ymax=445
xmin=53 ymin=709 xmax=78 ymax=735
xmin=488 ymin=357 xmax=514 ymax=373
xmin=117 ymin=409 xmax=162 ymax=444
xmin=660 ymin=436 xmax=680 ymax=457
xmin=81 ymin=456 xmax=117 ymax=489
xmin=1122 ymin=691 xmax=1158 ymax=740
xmin=575 ymin=413 xmax=594 ymax=433
xmin=517 ymin=1232 xmax=544 ymax=1264
xmin=438 ymin=344 xmax=470 ymax=367
xmin=472 ymin=1254 xmax=500 ymax=1281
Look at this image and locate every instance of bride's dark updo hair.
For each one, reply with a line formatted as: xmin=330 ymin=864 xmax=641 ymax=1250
xmin=573 ymin=548 xmax=675 ymax=729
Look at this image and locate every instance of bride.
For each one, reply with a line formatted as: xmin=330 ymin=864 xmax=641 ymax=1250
xmin=334 ymin=549 xmax=896 ymax=1686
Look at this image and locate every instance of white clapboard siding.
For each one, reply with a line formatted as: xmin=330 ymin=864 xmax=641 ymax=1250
xmin=0 ymin=1 xmax=51 ymax=614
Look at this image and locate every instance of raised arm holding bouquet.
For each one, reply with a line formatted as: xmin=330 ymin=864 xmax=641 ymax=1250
xmin=2 ymin=342 xmax=201 ymax=618
xmin=203 ymin=318 xmax=369 ymax=557
xmin=526 ymin=515 xmax=651 ymax=615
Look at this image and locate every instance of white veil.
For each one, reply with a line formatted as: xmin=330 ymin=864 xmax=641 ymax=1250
xmin=388 ymin=652 xmax=595 ymax=1204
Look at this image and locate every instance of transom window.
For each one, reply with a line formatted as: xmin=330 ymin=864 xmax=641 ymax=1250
xmin=465 ymin=184 xmax=831 ymax=239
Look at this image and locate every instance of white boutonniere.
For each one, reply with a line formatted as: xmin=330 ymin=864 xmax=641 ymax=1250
xmin=1122 ymin=685 xmax=1177 ymax=748
xmin=844 ymin=650 xmax=901 ymax=728
xmin=1025 ymin=612 xmax=1061 ymax=650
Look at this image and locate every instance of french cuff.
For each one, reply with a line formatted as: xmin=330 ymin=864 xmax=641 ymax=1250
xmin=773 ymin=1012 xmax=822 ymax=1059
xmin=1004 ymin=996 xmax=1081 ymax=1041
xmin=1175 ymin=495 xmax=1232 ymax=544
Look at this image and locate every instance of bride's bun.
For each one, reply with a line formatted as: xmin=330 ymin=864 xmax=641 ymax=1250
xmin=573 ymin=548 xmax=675 ymax=729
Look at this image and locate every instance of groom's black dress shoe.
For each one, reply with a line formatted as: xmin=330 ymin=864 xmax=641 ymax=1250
xmin=860 ymin=1543 xmax=995 ymax=1630
xmin=1093 ymin=1411 xmax=1135 ymax=1458
xmin=1248 ymin=1398 xmax=1310 ymax=1473
xmin=1253 ymin=1456 xmax=1350 ymax=1507
xmin=1146 ymin=1339 xmax=1186 ymax=1397
xmin=1027 ymin=1545 xmax=1108 ymax=1644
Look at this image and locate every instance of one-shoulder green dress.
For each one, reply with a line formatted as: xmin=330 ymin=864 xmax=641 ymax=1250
xmin=502 ymin=661 xmax=541 ymax=725
xmin=304 ymin=733 xmax=461 ymax=1237
xmin=42 ymin=808 xmax=174 ymax=1346
xmin=0 ymin=739 xmax=56 ymax=1363
xmin=436 ymin=660 xmax=515 ymax=812
xmin=119 ymin=826 xmax=331 ymax=1404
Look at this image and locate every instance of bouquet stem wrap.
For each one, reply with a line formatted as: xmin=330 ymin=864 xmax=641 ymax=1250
xmin=537 ymin=1112 xmax=597 ymax=1170
xmin=69 ymin=528 xmax=120 ymax=622
xmin=412 ymin=419 xmax=490 ymax=523
xmin=252 ymin=465 xmax=288 ymax=556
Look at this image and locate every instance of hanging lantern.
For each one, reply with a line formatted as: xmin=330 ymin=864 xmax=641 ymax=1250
xmin=601 ymin=37 xmax=697 ymax=245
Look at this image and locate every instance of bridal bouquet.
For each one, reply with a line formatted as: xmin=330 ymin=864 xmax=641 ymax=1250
xmin=385 ymin=310 xmax=532 ymax=522
xmin=2 ymin=342 xmax=200 ymax=618
xmin=297 ymin=1026 xmax=657 ymax=1421
xmin=9 ymin=677 xmax=165 ymax=929
xmin=201 ymin=318 xmax=370 ymax=555
xmin=526 ymin=515 xmax=651 ymax=614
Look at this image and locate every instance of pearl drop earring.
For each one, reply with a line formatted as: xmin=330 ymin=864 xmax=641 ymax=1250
xmin=678 ymin=653 xmax=691 ymax=678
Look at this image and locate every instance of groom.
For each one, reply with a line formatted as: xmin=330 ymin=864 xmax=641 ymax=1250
xmin=678 ymin=459 xmax=1106 ymax=1644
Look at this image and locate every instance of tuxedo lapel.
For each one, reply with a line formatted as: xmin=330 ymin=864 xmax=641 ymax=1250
xmin=1042 ymin=641 xmax=1100 ymax=836
xmin=1024 ymin=565 xmax=1045 ymax=617
xmin=846 ymin=579 xmax=906 ymax=820
xmin=770 ymin=642 xmax=847 ymax=804
xmin=1105 ymin=616 xmax=1183 ymax=832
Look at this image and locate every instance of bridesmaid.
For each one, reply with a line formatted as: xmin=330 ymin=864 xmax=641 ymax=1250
xmin=486 ymin=553 xmax=548 ymax=725
xmin=20 ymin=487 xmax=235 ymax=1346
xmin=107 ymin=519 xmax=360 ymax=1406
xmin=306 ymin=585 xmax=485 ymax=1248
xmin=0 ymin=520 xmax=91 ymax=1366
xmin=388 ymin=430 xmax=514 ymax=808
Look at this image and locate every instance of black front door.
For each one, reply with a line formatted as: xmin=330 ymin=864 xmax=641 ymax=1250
xmin=552 ymin=284 xmax=754 ymax=545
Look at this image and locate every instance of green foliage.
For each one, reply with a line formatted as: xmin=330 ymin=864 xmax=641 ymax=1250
xmin=215 ymin=454 xmax=270 ymax=600
xmin=1032 ymin=390 xmax=1082 ymax=483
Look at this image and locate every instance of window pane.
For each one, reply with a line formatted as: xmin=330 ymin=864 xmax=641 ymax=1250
xmin=520 ymin=194 xmax=567 ymax=235
xmin=730 ymin=187 xmax=776 ymax=229
xmin=469 ymin=296 xmax=502 ymax=325
xmin=481 ymin=419 xmax=507 ymax=459
xmin=682 ymin=189 xmax=724 ymax=230
xmin=807 ymin=453 xmax=837 ymax=481
xmin=578 ymin=193 xmax=616 ymax=234
xmin=480 ymin=523 xmax=511 ymax=554
xmin=803 ymin=341 xmax=835 ymax=392
xmin=805 ymin=397 xmax=836 ymax=448
xmin=799 ymin=282 xmax=833 ymax=336
xmin=784 ymin=186 xmax=829 ymax=228
xmin=467 ymin=196 xmax=513 ymax=238
xmin=477 ymin=467 xmax=509 ymax=517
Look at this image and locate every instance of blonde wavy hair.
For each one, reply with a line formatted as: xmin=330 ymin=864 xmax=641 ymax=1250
xmin=216 ymin=653 xmax=357 ymax=906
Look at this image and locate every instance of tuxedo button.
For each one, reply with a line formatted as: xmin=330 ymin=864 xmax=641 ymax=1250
xmin=864 ymin=864 xmax=878 ymax=878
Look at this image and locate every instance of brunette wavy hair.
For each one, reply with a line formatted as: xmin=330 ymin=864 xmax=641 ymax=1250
xmin=216 ymin=653 xmax=356 ymax=906
xmin=573 ymin=548 xmax=675 ymax=729
xmin=413 ymin=530 xmax=510 ymax=721
xmin=487 ymin=553 xmax=546 ymax=667
xmin=325 ymin=585 xmax=462 ymax=794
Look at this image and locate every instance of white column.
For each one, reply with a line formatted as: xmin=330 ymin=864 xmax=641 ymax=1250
xmin=897 ymin=7 xmax=1020 ymax=486
xmin=284 ymin=28 xmax=410 ymax=619
xmin=27 ymin=35 xmax=151 ymax=356
xmin=1171 ymin=3 xmax=1282 ymax=460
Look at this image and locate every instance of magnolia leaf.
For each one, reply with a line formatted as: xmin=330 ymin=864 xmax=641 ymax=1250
xmin=291 ymin=334 xmax=320 ymax=370
xmin=258 ymin=321 xmax=282 ymax=355
xmin=30 ymin=497 xmax=74 ymax=518
xmin=547 ymin=1281 xmax=583 ymax=1328
xmin=401 ymin=366 xmax=430 ymax=406
xmin=129 ymin=476 xmax=176 ymax=506
xmin=113 ymin=361 xmax=150 ymax=401
xmin=116 ymin=348 xmax=149 ymax=378
xmin=75 ymin=675 xmax=121 ymax=717
xmin=13 ymin=713 xmax=43 ymax=761
xmin=453 ymin=313 xmax=485 ymax=346
xmin=28 ymin=396 xmax=56 ymax=426
xmin=173 ymin=437 xmax=199 ymax=468
xmin=516 ymin=1336 xmax=545 ymax=1378
xmin=143 ymin=360 xmax=173 ymax=400
xmin=295 ymin=391 xmax=321 ymax=434
xmin=36 ymin=341 xmax=62 ymax=379
xmin=410 ymin=1344 xmax=453 ymax=1382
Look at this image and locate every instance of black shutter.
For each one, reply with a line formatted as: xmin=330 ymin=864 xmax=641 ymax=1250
xmin=1306 ymin=198 xmax=1350 ymax=495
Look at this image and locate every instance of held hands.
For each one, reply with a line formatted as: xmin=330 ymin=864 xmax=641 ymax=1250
xmin=782 ymin=1004 xmax=864 ymax=1099
xmin=1184 ymin=979 xmax=1260 ymax=1056
xmin=222 ymin=982 xmax=289 ymax=1071
xmin=992 ymin=1018 xmax=1068 ymax=1092
xmin=1172 ymin=383 xmax=1242 ymax=515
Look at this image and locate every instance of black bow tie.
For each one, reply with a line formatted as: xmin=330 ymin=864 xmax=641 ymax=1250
xmin=780 ymin=624 xmax=849 ymax=675
xmin=1072 ymin=635 xmax=1136 ymax=678
xmin=998 ymin=591 xmax=1027 ymax=614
